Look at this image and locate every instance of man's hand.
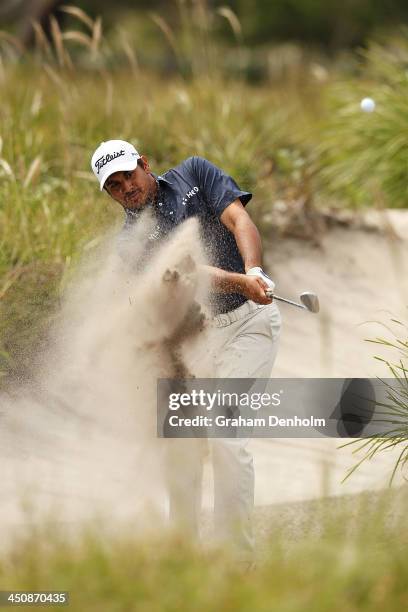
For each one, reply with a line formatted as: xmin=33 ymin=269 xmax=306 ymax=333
xmin=239 ymin=275 xmax=273 ymax=304
xmin=199 ymin=265 xmax=272 ymax=304
xmin=246 ymin=266 xmax=275 ymax=293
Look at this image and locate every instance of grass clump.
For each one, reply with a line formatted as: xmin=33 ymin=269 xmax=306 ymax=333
xmin=0 ymin=488 xmax=407 ymax=611
xmin=339 ymin=316 xmax=408 ymax=485
xmin=316 ymin=37 xmax=408 ymax=208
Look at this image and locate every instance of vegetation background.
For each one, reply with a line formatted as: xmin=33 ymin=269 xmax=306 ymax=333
xmin=1 ymin=0 xmax=408 ymax=381
xmin=0 ymin=2 xmax=407 ymax=608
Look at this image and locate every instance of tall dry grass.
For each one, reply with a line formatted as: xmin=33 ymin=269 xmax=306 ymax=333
xmin=1 ymin=3 xmax=408 ymax=380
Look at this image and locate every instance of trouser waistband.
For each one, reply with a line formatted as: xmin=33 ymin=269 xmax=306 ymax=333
xmin=212 ymin=300 xmax=264 ymax=328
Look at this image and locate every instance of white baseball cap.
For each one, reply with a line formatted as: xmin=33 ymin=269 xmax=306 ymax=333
xmin=91 ymin=139 xmax=141 ymax=191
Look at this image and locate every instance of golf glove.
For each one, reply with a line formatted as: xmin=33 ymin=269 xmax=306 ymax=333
xmin=246 ymin=266 xmax=275 ymax=294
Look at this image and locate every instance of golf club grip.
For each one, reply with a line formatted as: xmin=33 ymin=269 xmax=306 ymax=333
xmin=264 ymin=291 xmax=305 ymax=309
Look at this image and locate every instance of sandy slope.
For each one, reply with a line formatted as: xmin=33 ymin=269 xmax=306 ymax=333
xmin=268 ymin=217 xmax=408 ymax=379
xmin=1 ymin=213 xmax=407 ymax=531
xmin=240 ymin=213 xmax=408 ymax=507
xmin=199 ymin=485 xmax=408 ymax=555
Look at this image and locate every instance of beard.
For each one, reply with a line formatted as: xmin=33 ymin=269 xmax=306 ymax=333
xmin=123 ymin=181 xmax=158 ymax=214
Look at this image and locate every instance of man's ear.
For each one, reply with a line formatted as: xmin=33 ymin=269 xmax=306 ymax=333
xmin=139 ymin=155 xmax=151 ymax=173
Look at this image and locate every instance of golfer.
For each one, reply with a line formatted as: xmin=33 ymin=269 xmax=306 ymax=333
xmin=91 ymin=139 xmax=281 ymax=565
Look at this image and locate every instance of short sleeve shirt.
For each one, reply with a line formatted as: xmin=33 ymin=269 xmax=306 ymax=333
xmin=118 ymin=156 xmax=252 ymax=315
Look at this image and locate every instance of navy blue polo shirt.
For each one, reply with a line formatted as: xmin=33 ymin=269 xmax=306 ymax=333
xmin=118 ymin=156 xmax=252 ymax=315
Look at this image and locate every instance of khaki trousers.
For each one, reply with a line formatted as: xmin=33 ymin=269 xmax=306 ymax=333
xmin=163 ymin=300 xmax=282 ymax=560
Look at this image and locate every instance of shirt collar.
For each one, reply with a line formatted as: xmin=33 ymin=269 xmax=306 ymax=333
xmin=124 ymin=176 xmax=167 ymax=220
xmin=124 ymin=172 xmax=173 ymax=221
xmin=152 ymin=172 xmax=172 ymax=186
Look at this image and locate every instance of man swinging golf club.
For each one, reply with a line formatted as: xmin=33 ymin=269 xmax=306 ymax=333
xmin=91 ymin=139 xmax=282 ymax=565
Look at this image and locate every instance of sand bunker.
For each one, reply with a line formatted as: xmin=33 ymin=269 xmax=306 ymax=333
xmin=0 ymin=214 xmax=211 ymax=533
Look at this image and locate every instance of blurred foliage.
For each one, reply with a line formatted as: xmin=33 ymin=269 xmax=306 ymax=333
xmin=0 ymin=488 xmax=407 ymax=611
xmin=3 ymin=0 xmax=408 ymax=51
xmin=228 ymin=0 xmax=408 ymax=49
xmin=340 ymin=316 xmax=408 ymax=487
xmin=316 ymin=36 xmax=408 ymax=208
xmin=1 ymin=2 xmax=408 ymax=381
xmin=0 ymin=262 xmax=62 ymax=381
xmin=0 ymin=5 xmax=315 ymax=380
xmin=0 ymin=61 xmax=311 ymax=282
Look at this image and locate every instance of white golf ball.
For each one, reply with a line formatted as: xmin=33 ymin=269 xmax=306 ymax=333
xmin=360 ymin=97 xmax=376 ymax=113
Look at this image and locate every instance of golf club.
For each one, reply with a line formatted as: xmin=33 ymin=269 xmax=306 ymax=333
xmin=265 ymin=290 xmax=320 ymax=313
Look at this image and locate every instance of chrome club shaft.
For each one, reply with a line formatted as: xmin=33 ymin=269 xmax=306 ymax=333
xmin=265 ymin=290 xmax=320 ymax=313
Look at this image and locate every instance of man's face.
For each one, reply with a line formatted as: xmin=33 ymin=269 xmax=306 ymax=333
xmin=104 ymin=156 xmax=157 ymax=211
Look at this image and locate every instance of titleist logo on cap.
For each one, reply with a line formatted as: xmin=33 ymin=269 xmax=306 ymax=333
xmin=94 ymin=149 xmax=125 ymax=174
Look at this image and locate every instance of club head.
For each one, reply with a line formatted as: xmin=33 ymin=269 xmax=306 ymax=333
xmin=300 ymin=292 xmax=320 ymax=313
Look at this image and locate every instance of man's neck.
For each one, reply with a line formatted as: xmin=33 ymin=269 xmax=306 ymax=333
xmin=124 ymin=175 xmax=160 ymax=217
